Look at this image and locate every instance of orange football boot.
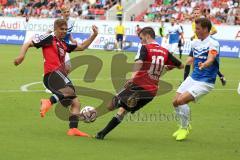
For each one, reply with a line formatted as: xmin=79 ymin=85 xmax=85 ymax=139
xmin=67 ymin=128 xmax=90 ymax=137
xmin=40 ymin=99 xmax=52 ymax=117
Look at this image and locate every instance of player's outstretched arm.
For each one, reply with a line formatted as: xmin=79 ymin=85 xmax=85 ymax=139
xmin=167 ymin=53 xmax=184 ymax=70
xmin=14 ymin=40 xmax=34 ymax=66
xmin=74 ymin=25 xmax=98 ymax=51
xmin=69 ymin=34 xmax=77 ymax=45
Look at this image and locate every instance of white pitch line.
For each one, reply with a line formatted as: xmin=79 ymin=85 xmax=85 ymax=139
xmin=0 ymin=90 xmax=24 ymax=93
xmin=10 ymin=80 xmax=238 ymax=94
xmin=0 ymin=90 xmax=45 ymax=93
xmin=20 ymin=81 xmax=42 ymax=92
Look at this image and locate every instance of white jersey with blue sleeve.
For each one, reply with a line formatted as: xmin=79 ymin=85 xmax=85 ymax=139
xmin=64 ymin=18 xmax=75 ymax=44
xmin=167 ymin=24 xmax=182 ymax=44
xmin=191 ymin=36 xmax=220 ymax=84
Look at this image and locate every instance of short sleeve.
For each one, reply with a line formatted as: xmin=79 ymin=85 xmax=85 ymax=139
xmin=166 ymin=28 xmax=169 ymax=34
xmin=32 ymin=34 xmax=53 ymax=48
xmin=189 ymin=40 xmax=197 ymax=57
xmin=166 ymin=53 xmax=182 ymax=67
xmin=209 ymin=41 xmax=219 ymax=52
xmin=209 ymin=40 xmax=220 ymax=56
xmin=67 ymin=19 xmax=75 ymax=33
xmin=178 ymin=25 xmax=183 ymax=33
xmin=66 ymin=43 xmax=77 ymax=53
xmin=135 ymin=45 xmax=147 ymax=61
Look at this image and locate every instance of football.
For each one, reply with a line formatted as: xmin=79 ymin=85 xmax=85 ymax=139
xmin=79 ymin=106 xmax=97 ymax=123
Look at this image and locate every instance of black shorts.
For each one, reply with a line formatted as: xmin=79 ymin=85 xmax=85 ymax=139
xmin=43 ymin=70 xmax=75 ymax=95
xmin=116 ymin=34 xmax=123 ymax=42
xmin=178 ymin=39 xmax=182 ymax=47
xmin=112 ymin=83 xmax=154 ymax=113
xmin=117 ymin=14 xmax=122 ymax=21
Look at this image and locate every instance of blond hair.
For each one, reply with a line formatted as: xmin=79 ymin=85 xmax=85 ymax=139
xmin=54 ymin=19 xmax=67 ymax=30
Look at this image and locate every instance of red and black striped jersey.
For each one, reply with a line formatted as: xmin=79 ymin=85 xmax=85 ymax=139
xmin=32 ymin=34 xmax=77 ymax=75
xmin=133 ymin=42 xmax=182 ymax=95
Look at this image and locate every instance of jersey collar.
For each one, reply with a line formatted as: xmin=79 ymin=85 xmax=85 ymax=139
xmin=146 ymin=41 xmax=159 ymax=45
xmin=202 ymin=35 xmax=211 ymax=42
xmin=52 ymin=33 xmax=64 ymax=41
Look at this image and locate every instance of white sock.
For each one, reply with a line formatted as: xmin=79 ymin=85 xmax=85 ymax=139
xmin=178 ymin=104 xmax=190 ymax=128
xmin=174 ymin=107 xmax=181 ymax=125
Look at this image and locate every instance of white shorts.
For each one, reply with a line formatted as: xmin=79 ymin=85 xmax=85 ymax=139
xmin=65 ymin=53 xmax=71 ymax=66
xmin=177 ymin=76 xmax=214 ymax=101
xmin=167 ymin=43 xmax=178 ymax=54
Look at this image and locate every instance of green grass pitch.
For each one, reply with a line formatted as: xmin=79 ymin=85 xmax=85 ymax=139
xmin=0 ymin=44 xmax=239 ymax=160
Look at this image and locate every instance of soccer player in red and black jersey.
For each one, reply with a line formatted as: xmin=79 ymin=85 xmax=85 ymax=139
xmin=96 ymin=27 xmax=184 ymax=140
xmin=14 ymin=19 xmax=98 ymax=137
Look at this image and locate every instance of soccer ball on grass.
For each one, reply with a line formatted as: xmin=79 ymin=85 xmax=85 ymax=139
xmin=79 ymin=106 xmax=97 ymax=123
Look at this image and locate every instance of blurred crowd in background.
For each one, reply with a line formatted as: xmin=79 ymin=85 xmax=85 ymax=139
xmin=140 ymin=0 xmax=240 ymax=25
xmin=0 ymin=0 xmax=116 ymax=20
xmin=0 ymin=0 xmax=239 ymax=25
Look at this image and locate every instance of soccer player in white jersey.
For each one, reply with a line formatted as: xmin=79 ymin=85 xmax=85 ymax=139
xmin=61 ymin=6 xmax=77 ymax=73
xmin=165 ymin=17 xmax=184 ymax=55
xmin=172 ymin=18 xmax=220 ymax=141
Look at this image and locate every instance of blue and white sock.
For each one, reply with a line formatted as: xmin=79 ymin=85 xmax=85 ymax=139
xmin=178 ymin=104 xmax=190 ymax=128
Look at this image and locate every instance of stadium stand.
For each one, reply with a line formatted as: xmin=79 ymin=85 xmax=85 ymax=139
xmin=0 ymin=0 xmax=118 ymax=20
xmin=0 ymin=0 xmax=239 ymax=24
xmin=133 ymin=0 xmax=240 ymax=25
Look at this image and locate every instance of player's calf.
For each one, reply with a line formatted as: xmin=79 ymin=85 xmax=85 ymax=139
xmin=96 ymin=108 xmax=127 ymax=140
xmin=68 ymin=98 xmax=82 ymax=131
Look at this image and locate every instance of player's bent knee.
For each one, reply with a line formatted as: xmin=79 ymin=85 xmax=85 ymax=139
xmin=58 ymin=87 xmax=77 ymax=107
xmin=60 ymin=98 xmax=74 ymax=107
xmin=108 ymin=96 xmax=119 ymax=111
xmin=172 ymin=94 xmax=180 ymax=107
xmin=176 ymin=98 xmax=186 ymax=106
xmin=172 ymin=99 xmax=178 ymax=107
xmin=59 ymin=86 xmax=76 ymax=97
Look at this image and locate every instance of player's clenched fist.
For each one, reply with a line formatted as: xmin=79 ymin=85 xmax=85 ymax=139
xmin=14 ymin=55 xmax=24 ymax=66
xmin=92 ymin=25 xmax=98 ymax=36
xmin=198 ymin=62 xmax=205 ymax=70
